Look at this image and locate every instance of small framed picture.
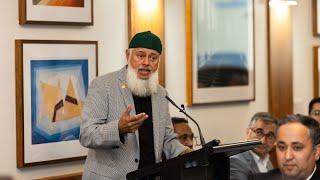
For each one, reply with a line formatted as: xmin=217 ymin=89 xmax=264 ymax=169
xmin=15 ymin=40 xmax=98 ymax=167
xmin=19 ymin=0 xmax=93 ymax=25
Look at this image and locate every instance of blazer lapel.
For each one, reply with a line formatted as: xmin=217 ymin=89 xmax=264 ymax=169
xmin=151 ymin=92 xmax=161 ymax=162
xmin=266 ymin=160 xmax=274 ymax=171
xmin=243 ymin=151 xmax=260 ymax=173
xmin=117 ymin=67 xmax=139 ymax=146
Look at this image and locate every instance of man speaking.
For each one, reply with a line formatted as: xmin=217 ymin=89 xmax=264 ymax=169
xmin=80 ymin=31 xmax=190 ymax=179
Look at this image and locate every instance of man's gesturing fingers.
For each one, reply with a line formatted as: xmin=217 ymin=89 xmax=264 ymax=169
xmin=118 ymin=105 xmax=149 ymax=134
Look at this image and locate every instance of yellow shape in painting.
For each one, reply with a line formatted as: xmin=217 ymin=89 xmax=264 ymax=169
xmin=55 ymin=79 xmax=83 ymax=122
xmin=40 ymin=81 xmax=62 ymax=121
xmin=40 ymin=79 xmax=83 ymax=123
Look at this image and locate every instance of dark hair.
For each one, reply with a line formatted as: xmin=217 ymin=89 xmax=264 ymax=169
xmin=248 ymin=112 xmax=277 ymax=127
xmin=277 ymin=114 xmax=320 ymax=146
xmin=308 ymin=97 xmax=320 ymax=114
xmin=172 ymin=117 xmax=188 ymax=124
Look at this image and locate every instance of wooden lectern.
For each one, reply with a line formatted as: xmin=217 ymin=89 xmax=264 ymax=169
xmin=127 ymin=140 xmax=261 ymax=180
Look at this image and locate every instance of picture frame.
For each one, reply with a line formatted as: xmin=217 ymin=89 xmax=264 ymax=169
xmin=314 ymin=46 xmax=320 ymax=97
xmin=15 ymin=40 xmax=98 ymax=167
xmin=19 ymin=0 xmax=93 ymax=25
xmin=185 ymin=0 xmax=255 ymax=105
xmin=313 ymin=0 xmax=320 ymax=36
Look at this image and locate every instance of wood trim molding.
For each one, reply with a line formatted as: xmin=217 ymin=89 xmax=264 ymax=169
xmin=314 ymin=46 xmax=319 ymax=97
xmin=185 ymin=0 xmax=192 ymax=105
xmin=36 ymin=172 xmax=82 ymax=180
xmin=267 ymin=3 xmax=294 ymax=168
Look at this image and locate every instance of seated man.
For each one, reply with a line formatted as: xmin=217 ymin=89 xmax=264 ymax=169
xmin=250 ymin=114 xmax=320 ymax=180
xmin=230 ymin=112 xmax=277 ymax=180
xmin=309 ymin=97 xmax=320 ymax=123
xmin=172 ymin=117 xmax=194 ymax=149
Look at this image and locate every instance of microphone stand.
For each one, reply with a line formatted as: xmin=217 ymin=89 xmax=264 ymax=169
xmin=165 ymin=96 xmax=206 ymax=147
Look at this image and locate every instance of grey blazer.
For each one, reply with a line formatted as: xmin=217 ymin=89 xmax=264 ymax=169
xmin=230 ymin=151 xmax=273 ymax=180
xmin=80 ymin=67 xmax=187 ymax=179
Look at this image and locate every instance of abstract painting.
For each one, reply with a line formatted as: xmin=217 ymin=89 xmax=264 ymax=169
xmin=31 ymin=59 xmax=88 ymax=144
xmin=186 ymin=0 xmax=255 ymax=105
xmin=15 ymin=40 xmax=97 ymax=167
xmin=19 ymin=0 xmax=93 ymax=25
xmin=33 ymin=0 xmax=84 ymax=7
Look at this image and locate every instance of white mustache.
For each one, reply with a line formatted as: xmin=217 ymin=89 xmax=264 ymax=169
xmin=138 ymin=67 xmax=152 ymax=71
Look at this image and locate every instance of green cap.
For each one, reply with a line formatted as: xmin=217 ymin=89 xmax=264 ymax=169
xmin=129 ymin=31 xmax=162 ymax=54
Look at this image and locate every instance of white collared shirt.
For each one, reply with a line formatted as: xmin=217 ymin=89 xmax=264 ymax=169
xmin=306 ymin=166 xmax=317 ymax=180
xmin=249 ymin=150 xmax=270 ymax=173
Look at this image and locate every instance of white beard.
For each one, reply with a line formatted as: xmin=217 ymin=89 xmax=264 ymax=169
xmin=126 ymin=64 xmax=159 ymax=97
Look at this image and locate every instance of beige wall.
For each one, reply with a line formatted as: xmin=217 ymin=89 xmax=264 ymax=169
xmin=0 ymin=0 xmax=301 ymax=179
xmin=0 ymin=0 xmax=128 ymax=179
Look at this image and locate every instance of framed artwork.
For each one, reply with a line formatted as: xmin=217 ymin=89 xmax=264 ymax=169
xmin=36 ymin=172 xmax=82 ymax=180
xmin=186 ymin=0 xmax=255 ymax=105
xmin=314 ymin=46 xmax=320 ymax=97
xmin=19 ymin=0 xmax=93 ymax=25
xmin=313 ymin=0 xmax=320 ymax=36
xmin=15 ymin=40 xmax=98 ymax=167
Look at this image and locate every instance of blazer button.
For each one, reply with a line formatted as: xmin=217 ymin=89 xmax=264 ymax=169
xmin=134 ymin=158 xmax=138 ymax=163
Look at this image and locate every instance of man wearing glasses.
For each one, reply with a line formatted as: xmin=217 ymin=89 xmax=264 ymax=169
xmin=250 ymin=114 xmax=320 ymax=180
xmin=172 ymin=117 xmax=194 ymax=149
xmin=309 ymin=97 xmax=320 ymax=123
xmin=230 ymin=112 xmax=277 ymax=180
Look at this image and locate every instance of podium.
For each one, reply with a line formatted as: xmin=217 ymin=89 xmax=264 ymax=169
xmin=126 ymin=140 xmax=261 ymax=180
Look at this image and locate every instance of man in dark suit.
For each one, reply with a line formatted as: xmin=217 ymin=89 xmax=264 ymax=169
xmin=250 ymin=114 xmax=320 ymax=180
xmin=230 ymin=112 xmax=277 ymax=180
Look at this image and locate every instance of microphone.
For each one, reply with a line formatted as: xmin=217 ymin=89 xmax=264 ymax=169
xmin=165 ymin=95 xmax=206 ymax=147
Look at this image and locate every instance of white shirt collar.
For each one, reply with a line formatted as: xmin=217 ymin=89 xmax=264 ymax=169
xmin=249 ymin=150 xmax=270 ymax=173
xmin=306 ymin=166 xmax=317 ymax=180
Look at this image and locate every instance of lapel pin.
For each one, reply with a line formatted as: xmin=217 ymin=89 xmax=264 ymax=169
xmin=121 ymin=84 xmax=127 ymax=89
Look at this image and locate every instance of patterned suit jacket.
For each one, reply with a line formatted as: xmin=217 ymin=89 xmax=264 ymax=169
xmin=230 ymin=150 xmax=273 ymax=180
xmin=80 ymin=66 xmax=187 ymax=179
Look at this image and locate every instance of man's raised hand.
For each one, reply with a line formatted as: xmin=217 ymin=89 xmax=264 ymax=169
xmin=118 ymin=105 xmax=148 ymax=134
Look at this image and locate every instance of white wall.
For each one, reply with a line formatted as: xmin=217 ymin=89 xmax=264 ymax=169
xmin=0 ymin=0 xmax=270 ymax=179
xmin=0 ymin=0 xmax=128 ymax=179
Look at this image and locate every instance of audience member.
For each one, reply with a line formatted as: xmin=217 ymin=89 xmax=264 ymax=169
xmin=172 ymin=117 xmax=194 ymax=149
xmin=230 ymin=112 xmax=277 ymax=180
xmin=250 ymin=114 xmax=320 ymax=180
xmin=308 ymin=97 xmax=320 ymax=123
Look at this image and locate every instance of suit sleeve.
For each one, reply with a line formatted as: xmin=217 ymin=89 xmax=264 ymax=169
xmin=162 ymin=92 xmax=188 ymax=159
xmin=79 ymin=78 xmax=124 ymax=149
xmin=230 ymin=156 xmax=250 ymax=180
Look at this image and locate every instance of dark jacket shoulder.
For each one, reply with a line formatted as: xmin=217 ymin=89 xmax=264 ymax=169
xmin=249 ymin=169 xmax=281 ymax=180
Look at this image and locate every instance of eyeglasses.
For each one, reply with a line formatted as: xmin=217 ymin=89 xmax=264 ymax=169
xmin=250 ymin=128 xmax=275 ymax=141
xmin=178 ymin=134 xmax=194 ymax=141
xmin=311 ymin=110 xmax=320 ymax=116
xmin=178 ymin=134 xmax=204 ymax=146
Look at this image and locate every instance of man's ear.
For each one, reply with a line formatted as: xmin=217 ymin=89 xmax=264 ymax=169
xmin=315 ymin=144 xmax=320 ymax=161
xmin=245 ymin=128 xmax=250 ymax=139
